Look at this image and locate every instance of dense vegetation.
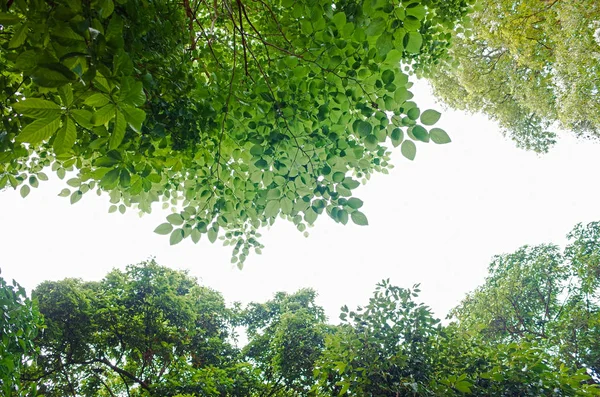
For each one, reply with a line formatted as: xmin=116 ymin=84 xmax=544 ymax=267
xmin=2 ymin=220 xmax=599 ymax=395
xmin=2 ymin=0 xmax=600 ymax=394
xmin=426 ymin=0 xmax=600 ymax=152
xmin=0 ymin=0 xmax=464 ymax=264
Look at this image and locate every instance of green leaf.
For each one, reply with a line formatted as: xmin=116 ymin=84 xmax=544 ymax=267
xmin=101 ymin=168 xmax=120 ymax=188
xmin=29 ymin=175 xmax=39 ymax=188
xmin=31 ymin=65 xmax=75 ymax=87
xmin=100 ymin=0 xmax=115 ymax=18
xmin=351 ymin=210 xmax=368 ymax=226
xmin=167 ymin=213 xmax=184 ymax=226
xmin=66 ymin=178 xmax=81 ymax=187
xmin=405 ymin=32 xmax=423 ymax=53
xmin=58 ymin=85 xmax=74 ymax=106
xmin=154 ymin=223 xmax=173 ymax=235
xmin=16 ymin=116 xmax=61 ymax=144
xmin=342 ymin=177 xmax=360 ymax=190
xmin=118 ymin=80 xmax=145 ymax=106
xmin=0 ymin=13 xmax=21 ymax=25
xmin=265 ymin=199 xmax=280 ymax=218
xmin=337 ymin=209 xmax=348 ymax=224
xmin=58 ymin=188 xmax=71 ymax=197
xmin=20 ymin=185 xmax=30 ymax=198
xmin=250 ymin=144 xmax=264 ymax=156
xmin=406 ymin=4 xmax=426 ymax=20
xmin=430 ymin=128 xmax=451 ymax=144
xmin=401 ymin=140 xmax=416 ymax=160
xmin=84 ymin=93 xmax=111 ymax=107
xmin=391 ymin=127 xmax=403 ymax=147
xmin=420 ymin=109 xmax=441 ymax=125
xmin=169 ymin=228 xmax=184 ymax=245
xmin=455 ymin=380 xmax=472 ymax=393
xmin=207 ymin=227 xmax=218 ymax=243
xmin=70 ymin=190 xmax=83 ymax=204
xmin=70 ymin=109 xmax=93 ymax=128
xmin=332 ymin=172 xmax=345 ymax=183
xmin=191 ymin=228 xmax=201 ymax=244
xmin=355 ymin=120 xmax=372 ymax=137
xmin=91 ymin=104 xmax=116 ymax=126
xmin=347 ymin=197 xmax=363 ymax=209
xmin=332 ymin=12 xmax=346 ymax=29
xmin=109 ymin=110 xmax=126 ymax=150
xmin=407 ymin=107 xmax=420 ymax=120
xmin=412 ymin=125 xmax=429 ymax=142
xmin=364 ymin=134 xmax=378 ymax=151
xmin=8 ymin=23 xmax=28 ymax=48
xmin=13 ymin=98 xmax=62 ymax=119
xmin=381 ymin=70 xmax=395 ymax=85
xmin=280 ymin=197 xmax=293 ymax=214
xmin=54 ymin=117 xmax=77 ymax=154
xmin=121 ymin=106 xmax=146 ymax=132
xmin=304 ymin=208 xmax=318 ymax=224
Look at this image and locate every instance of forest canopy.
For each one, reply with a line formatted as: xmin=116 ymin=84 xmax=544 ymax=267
xmin=425 ymin=0 xmax=600 ymax=153
xmin=0 ymin=0 xmax=466 ymax=264
xmin=2 ymin=220 xmax=600 ymax=395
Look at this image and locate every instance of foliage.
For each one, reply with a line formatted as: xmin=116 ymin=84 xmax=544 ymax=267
xmin=425 ymin=0 xmax=600 ymax=152
xmin=24 ymin=260 xmax=252 ymax=396
xmin=0 ymin=275 xmax=42 ymax=396
xmin=0 ymin=0 xmax=461 ymax=264
xmin=314 ymin=280 xmax=441 ymax=396
xmin=451 ymin=221 xmax=600 ymax=379
xmin=241 ymin=289 xmax=330 ymax=396
xmin=4 ymin=246 xmax=600 ymax=396
xmin=314 ymin=278 xmax=599 ymax=396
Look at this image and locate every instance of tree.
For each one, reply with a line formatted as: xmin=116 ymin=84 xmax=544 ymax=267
xmin=425 ymin=0 xmax=600 ymax=153
xmin=314 ymin=280 xmax=442 ymax=396
xmin=314 ymin=279 xmax=599 ymax=396
xmin=24 ymin=260 xmax=256 ymax=396
xmin=5 ymin=254 xmax=600 ymax=396
xmin=241 ymin=288 xmax=330 ymax=396
xmin=451 ymin=221 xmax=600 ymax=380
xmin=0 ymin=0 xmax=462 ymax=264
xmin=0 ymin=275 xmax=42 ymax=396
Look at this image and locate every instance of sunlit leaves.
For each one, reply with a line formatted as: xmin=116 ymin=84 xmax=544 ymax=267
xmin=91 ymin=104 xmax=116 ymax=126
xmin=54 ymin=117 xmax=77 ymax=154
xmin=405 ymin=32 xmax=423 ymax=53
xmin=13 ymin=98 xmax=61 ymax=119
xmin=15 ymin=116 xmax=61 ymax=144
xmin=0 ymin=0 xmax=454 ymax=263
xmin=109 ymin=110 xmax=126 ymax=150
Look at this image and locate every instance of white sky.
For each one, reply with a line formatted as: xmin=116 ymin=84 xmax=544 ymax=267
xmin=2 ymin=80 xmax=600 ymax=323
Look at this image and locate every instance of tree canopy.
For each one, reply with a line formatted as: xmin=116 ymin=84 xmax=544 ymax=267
xmin=0 ymin=0 xmax=464 ymax=264
xmin=3 ymin=221 xmax=600 ymax=396
xmin=0 ymin=275 xmax=41 ymax=396
xmin=425 ymin=0 xmax=600 ymax=153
